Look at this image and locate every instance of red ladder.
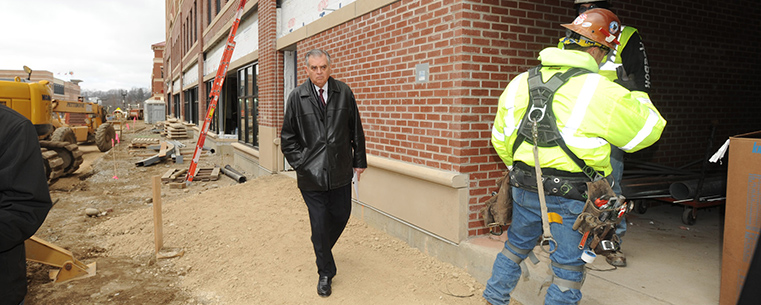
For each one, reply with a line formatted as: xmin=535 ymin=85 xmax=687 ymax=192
xmin=186 ymin=0 xmax=247 ymax=184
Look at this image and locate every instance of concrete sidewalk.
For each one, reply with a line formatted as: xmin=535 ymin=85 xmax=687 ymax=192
xmin=461 ymin=202 xmax=723 ymax=304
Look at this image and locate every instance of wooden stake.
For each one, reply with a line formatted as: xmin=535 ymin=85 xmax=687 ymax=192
xmin=112 ymin=139 xmax=118 ymax=179
xmin=152 ymin=176 xmax=163 ymax=254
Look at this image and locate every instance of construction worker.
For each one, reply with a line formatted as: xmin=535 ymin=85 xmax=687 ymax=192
xmin=569 ymin=0 xmax=652 ymax=267
xmin=483 ymin=8 xmax=665 ymax=305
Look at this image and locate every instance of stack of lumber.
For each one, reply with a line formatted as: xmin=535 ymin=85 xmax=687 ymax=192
xmin=165 ymin=123 xmax=188 ymax=139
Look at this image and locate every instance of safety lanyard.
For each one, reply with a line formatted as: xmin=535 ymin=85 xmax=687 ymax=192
xmin=531 ymin=120 xmax=557 ymax=253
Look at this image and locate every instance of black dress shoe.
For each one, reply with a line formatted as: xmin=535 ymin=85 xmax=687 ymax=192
xmin=317 ymin=275 xmax=332 ymax=297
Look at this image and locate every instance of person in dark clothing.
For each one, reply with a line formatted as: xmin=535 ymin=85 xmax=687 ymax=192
xmin=0 ymin=104 xmax=53 ymax=305
xmin=280 ymin=49 xmax=367 ymax=297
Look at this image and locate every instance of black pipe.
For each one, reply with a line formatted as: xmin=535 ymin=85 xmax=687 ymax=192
xmin=669 ymin=176 xmax=726 ymax=200
xmin=621 ymin=175 xmax=701 ymax=199
xmin=221 ymin=165 xmax=246 ymax=183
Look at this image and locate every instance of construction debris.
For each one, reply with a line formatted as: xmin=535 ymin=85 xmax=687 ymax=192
xmin=161 ymin=168 xmax=188 ymax=183
xmin=220 ymin=165 xmax=247 ymax=183
xmin=168 ymin=182 xmax=186 ymax=189
xmin=161 ymin=167 xmax=219 ymax=183
xmin=135 ymin=141 xmax=175 ymax=167
xmin=130 ymin=137 xmax=160 ymax=148
xmin=193 ymin=167 xmax=220 ymax=182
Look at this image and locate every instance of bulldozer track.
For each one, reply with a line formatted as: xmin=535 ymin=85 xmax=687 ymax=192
xmin=40 ymin=148 xmax=64 ymax=184
xmin=39 ymin=140 xmax=84 ymax=176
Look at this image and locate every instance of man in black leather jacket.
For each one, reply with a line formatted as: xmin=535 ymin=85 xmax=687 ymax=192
xmin=280 ymin=49 xmax=367 ymax=297
xmin=0 ymin=104 xmax=53 ymax=305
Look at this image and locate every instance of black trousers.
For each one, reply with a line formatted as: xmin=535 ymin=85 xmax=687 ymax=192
xmin=300 ymin=184 xmax=352 ymax=278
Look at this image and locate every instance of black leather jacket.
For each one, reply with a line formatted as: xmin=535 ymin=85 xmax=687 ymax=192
xmin=0 ymin=105 xmax=52 ymax=305
xmin=281 ymin=78 xmax=367 ymax=191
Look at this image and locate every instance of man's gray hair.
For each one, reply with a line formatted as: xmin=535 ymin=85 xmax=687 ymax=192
xmin=304 ymin=49 xmax=331 ymax=66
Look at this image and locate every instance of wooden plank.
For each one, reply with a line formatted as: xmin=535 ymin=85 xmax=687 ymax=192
xmin=169 ymin=182 xmax=186 ymax=189
xmin=170 ymin=169 xmax=187 ymax=180
xmin=161 ymin=169 xmax=176 ymax=182
xmin=158 ymin=141 xmax=168 ymax=157
xmin=191 ymin=167 xmax=219 ymax=182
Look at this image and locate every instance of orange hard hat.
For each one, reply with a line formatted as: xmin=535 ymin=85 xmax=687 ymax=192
xmin=561 ymin=8 xmax=621 ymax=49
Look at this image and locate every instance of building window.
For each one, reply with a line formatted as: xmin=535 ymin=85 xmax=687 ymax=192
xmin=207 ymin=0 xmax=212 ymax=25
xmin=184 ymin=87 xmax=198 ymax=124
xmin=193 ymin=2 xmax=197 ymax=43
xmin=173 ymin=93 xmax=181 ymax=119
xmin=53 ymin=83 xmax=65 ymax=95
xmin=237 ymin=63 xmax=258 ymax=147
xmin=215 ymin=0 xmax=221 ymax=15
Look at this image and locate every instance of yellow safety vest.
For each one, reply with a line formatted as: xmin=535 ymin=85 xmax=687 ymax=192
xmin=491 ymin=47 xmax=666 ymax=176
xmin=598 ymin=26 xmax=638 ymax=82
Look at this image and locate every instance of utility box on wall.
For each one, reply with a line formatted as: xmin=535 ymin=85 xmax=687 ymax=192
xmin=144 ymin=100 xmax=166 ymax=124
xmin=721 ymin=130 xmax=761 ymax=305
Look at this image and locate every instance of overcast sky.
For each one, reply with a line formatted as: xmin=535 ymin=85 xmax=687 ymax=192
xmin=0 ymin=0 xmax=165 ymax=92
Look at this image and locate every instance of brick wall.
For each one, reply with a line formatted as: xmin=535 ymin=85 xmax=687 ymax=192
xmin=259 ymin=0 xmax=283 ymax=129
xmin=290 ymin=0 xmax=579 ymax=236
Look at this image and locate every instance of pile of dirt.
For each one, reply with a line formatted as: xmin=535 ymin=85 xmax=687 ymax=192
xmin=26 ymin=121 xmax=490 ymax=305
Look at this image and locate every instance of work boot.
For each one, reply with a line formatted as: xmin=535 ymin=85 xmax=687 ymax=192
xmin=606 ymin=250 xmax=627 ymax=267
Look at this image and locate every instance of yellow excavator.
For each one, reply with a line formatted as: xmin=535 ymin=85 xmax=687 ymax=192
xmin=0 ymin=66 xmax=96 ymax=283
xmin=0 ymin=66 xmax=112 ymax=183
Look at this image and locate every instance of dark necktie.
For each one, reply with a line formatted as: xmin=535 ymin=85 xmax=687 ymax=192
xmin=318 ymin=88 xmax=326 ymax=108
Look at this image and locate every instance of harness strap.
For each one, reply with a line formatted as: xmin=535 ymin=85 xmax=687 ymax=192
xmin=551 ymin=261 xmax=585 ymax=272
xmin=540 ymin=262 xmax=587 ymax=293
xmin=501 ymin=243 xmax=540 ymax=281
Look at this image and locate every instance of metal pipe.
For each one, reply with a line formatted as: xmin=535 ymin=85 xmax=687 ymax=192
xmin=621 ymin=175 xmax=701 ymax=199
xmin=669 ymin=176 xmax=726 ymax=200
xmin=221 ymin=165 xmax=246 ymax=183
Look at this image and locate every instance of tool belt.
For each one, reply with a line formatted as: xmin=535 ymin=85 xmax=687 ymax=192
xmin=509 ymin=162 xmax=606 ymax=201
xmin=572 ymin=178 xmax=629 ymax=254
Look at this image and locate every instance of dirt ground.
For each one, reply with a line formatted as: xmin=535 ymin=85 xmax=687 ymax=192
xmin=25 ymin=120 xmax=496 ymax=305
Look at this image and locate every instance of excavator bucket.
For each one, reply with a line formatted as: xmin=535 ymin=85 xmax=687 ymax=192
xmin=24 ymin=236 xmax=97 ymax=283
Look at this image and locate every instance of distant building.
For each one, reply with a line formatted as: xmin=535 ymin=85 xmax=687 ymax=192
xmin=0 ymin=69 xmax=82 ymax=102
xmin=151 ymin=42 xmax=166 ymax=100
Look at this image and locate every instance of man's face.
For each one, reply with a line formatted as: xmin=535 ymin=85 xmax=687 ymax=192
xmin=578 ymin=3 xmax=599 ymax=14
xmin=305 ymin=54 xmax=331 ymax=88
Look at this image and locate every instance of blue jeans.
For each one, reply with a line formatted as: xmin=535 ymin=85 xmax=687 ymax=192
xmin=610 ymin=147 xmax=626 ymax=240
xmin=483 ymin=187 xmax=587 ymax=305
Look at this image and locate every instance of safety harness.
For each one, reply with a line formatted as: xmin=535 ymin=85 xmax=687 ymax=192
xmin=504 ymin=65 xmax=627 ymax=293
xmin=513 ymin=65 xmax=603 ymax=183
